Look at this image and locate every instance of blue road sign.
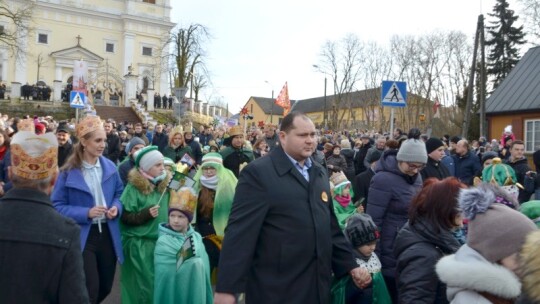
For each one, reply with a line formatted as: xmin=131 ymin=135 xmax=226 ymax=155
xmin=70 ymin=91 xmax=86 ymax=109
xmin=381 ymin=81 xmax=407 ymax=107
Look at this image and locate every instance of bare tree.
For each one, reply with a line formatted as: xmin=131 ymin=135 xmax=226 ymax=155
xmin=317 ymin=33 xmax=365 ymax=129
xmin=0 ymin=0 xmax=34 ymax=58
xmin=517 ymin=0 xmax=540 ymax=45
xmin=168 ymin=23 xmax=211 ymax=95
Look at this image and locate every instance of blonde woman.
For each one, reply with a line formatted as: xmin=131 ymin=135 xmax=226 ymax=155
xmin=52 ymin=116 xmax=124 ymax=304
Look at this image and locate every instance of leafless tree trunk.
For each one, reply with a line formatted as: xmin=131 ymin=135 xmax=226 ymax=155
xmin=1 ymin=0 xmax=34 ymax=59
xmin=168 ymin=23 xmax=211 ymax=90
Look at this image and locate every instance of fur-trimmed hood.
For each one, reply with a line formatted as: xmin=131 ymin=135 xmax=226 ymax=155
xmin=520 ymin=230 xmax=540 ymax=303
xmin=127 ymin=168 xmax=172 ymax=195
xmin=436 ymin=244 xmax=521 ymax=301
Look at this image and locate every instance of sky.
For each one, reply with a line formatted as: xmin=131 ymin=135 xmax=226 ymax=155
xmin=170 ymin=0 xmax=523 ymax=114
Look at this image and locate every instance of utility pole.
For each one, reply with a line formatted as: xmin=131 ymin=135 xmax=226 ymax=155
xmin=462 ymin=14 xmax=485 ymax=139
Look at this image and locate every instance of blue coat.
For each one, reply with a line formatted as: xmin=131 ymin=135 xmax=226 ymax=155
xmin=366 ymin=149 xmax=422 ymax=278
xmin=52 ymin=156 xmax=125 ymax=263
xmin=452 ymin=150 xmax=481 ymax=185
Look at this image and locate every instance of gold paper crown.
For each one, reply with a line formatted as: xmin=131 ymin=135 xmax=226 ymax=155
xmin=76 ymin=116 xmax=103 ymax=138
xmin=330 ymin=171 xmax=349 ymax=188
xmin=229 ymin=125 xmax=243 ymax=137
xmin=169 ymin=187 xmax=197 ymax=219
xmin=17 ymin=119 xmax=35 ymax=132
xmin=11 ymin=141 xmax=58 ymax=180
xmin=170 ymin=125 xmax=183 ymax=136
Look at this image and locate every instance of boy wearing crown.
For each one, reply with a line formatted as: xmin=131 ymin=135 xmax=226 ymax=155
xmin=154 ymin=187 xmax=213 ymax=304
xmin=332 ymin=213 xmax=391 ymax=304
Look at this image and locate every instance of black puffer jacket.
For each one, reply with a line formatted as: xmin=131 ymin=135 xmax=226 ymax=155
xmin=394 ymin=219 xmax=461 ymax=304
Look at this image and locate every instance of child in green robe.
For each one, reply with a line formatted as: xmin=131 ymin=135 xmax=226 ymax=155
xmin=154 ymin=187 xmax=213 ymax=304
xmin=332 ymin=213 xmax=391 ymax=304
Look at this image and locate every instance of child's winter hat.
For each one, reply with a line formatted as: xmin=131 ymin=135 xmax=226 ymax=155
xmin=459 ymin=183 xmax=537 ymax=263
xmin=134 ymin=146 xmax=163 ymax=172
xmin=201 ymin=152 xmax=223 ymax=169
xmin=163 ymin=157 xmax=175 ymax=168
xmin=345 ymin=213 xmax=380 ymax=247
xmin=330 ymin=171 xmax=350 ymax=189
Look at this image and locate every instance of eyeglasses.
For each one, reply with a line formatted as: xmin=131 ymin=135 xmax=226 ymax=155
xmin=202 ymin=167 xmax=216 ymax=171
xmin=404 ymin=162 xmax=426 ymax=170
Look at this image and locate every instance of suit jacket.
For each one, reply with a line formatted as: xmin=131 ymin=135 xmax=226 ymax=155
xmin=216 ymin=146 xmax=356 ymax=303
xmin=0 ymin=188 xmax=89 ymax=303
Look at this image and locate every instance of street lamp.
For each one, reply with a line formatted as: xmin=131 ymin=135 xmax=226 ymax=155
xmin=312 ymin=65 xmax=327 ymax=129
xmin=265 ymin=80 xmax=274 ymax=124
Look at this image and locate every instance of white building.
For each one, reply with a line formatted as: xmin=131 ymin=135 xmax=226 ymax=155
xmin=1 ymin=0 xmax=175 ymax=101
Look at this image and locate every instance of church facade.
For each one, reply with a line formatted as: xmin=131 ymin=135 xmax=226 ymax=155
xmin=1 ymin=0 xmax=175 ymax=100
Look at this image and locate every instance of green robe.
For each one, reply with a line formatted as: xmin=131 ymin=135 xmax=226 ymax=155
xmin=154 ymin=224 xmax=213 ymax=304
xmin=120 ymin=169 xmax=171 ymax=304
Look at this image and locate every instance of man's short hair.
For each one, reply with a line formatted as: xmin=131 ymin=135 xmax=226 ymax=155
xmin=280 ymin=112 xmax=310 ymax=133
xmin=511 ymin=140 xmax=525 ymax=149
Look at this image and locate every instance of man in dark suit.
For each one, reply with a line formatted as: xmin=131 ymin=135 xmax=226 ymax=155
xmin=215 ymin=112 xmax=371 ymax=304
xmin=0 ymin=119 xmax=89 ymax=303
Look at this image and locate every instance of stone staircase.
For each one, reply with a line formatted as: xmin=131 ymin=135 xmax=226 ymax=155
xmin=94 ymin=105 xmax=142 ymax=124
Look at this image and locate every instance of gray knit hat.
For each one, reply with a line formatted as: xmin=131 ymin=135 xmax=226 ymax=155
xmin=126 ymin=137 xmax=146 ymax=154
xmin=460 ymin=183 xmax=537 ymax=263
xmin=396 ymin=138 xmax=428 ymax=164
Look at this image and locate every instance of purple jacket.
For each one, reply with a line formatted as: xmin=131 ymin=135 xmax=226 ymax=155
xmin=52 ymin=156 xmax=124 ymax=263
xmin=366 ymin=149 xmax=422 ymax=277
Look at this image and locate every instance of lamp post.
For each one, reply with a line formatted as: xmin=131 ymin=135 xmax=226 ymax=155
xmin=265 ymin=80 xmax=274 ymax=124
xmin=312 ymin=65 xmax=327 ymax=129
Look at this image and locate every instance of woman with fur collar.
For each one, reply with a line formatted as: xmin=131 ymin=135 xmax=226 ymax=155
xmin=436 ymin=183 xmax=537 ymax=303
xmin=119 ymin=145 xmax=172 ymax=304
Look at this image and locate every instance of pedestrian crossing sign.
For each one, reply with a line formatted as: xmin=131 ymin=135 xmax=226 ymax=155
xmin=70 ymin=91 xmax=86 ymax=109
xmin=381 ymin=81 xmax=407 ymax=107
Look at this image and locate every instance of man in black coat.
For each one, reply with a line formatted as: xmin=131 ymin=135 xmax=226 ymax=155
xmin=0 ymin=122 xmax=89 ymax=303
xmin=214 ymin=112 xmax=371 ymax=304
xmin=104 ymin=121 xmax=121 ymax=164
xmin=505 ymin=140 xmax=535 ymax=203
xmin=56 ymin=122 xmax=73 ymax=168
xmin=151 ymin=123 xmax=169 ymax=153
xmin=421 ymin=137 xmax=451 ymax=181
xmin=353 ymin=149 xmax=382 ymax=211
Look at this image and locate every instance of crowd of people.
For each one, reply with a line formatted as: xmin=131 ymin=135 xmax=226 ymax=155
xmin=1 ymin=111 xmax=540 ymax=303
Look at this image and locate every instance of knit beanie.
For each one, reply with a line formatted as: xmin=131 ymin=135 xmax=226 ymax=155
xmin=459 ymin=183 xmax=537 ymax=263
xmin=397 ymin=139 xmax=428 ymax=164
xmin=365 ymin=149 xmax=382 ymax=164
xmin=134 ymin=146 xmax=163 ymax=172
xmin=481 ymin=151 xmax=498 ymax=164
xmin=163 ymin=157 xmax=175 ymax=168
xmin=201 ymin=152 xmax=223 ymax=169
xmin=425 ymin=137 xmax=444 ymax=154
xmin=345 ymin=213 xmax=380 ymax=247
xmin=126 ymin=137 xmax=146 ymax=154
